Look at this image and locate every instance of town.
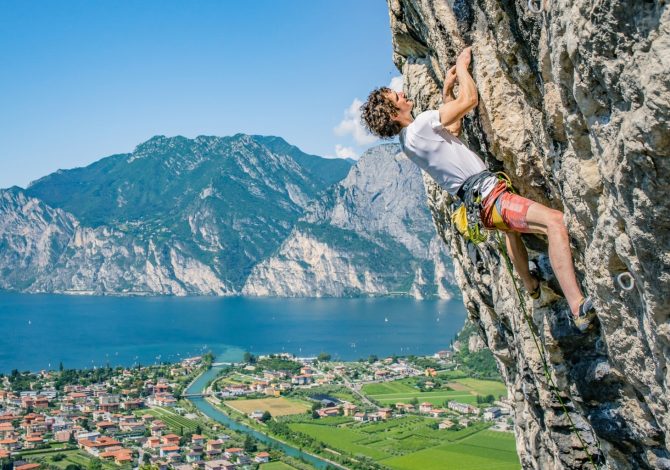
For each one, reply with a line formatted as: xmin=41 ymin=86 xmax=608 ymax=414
xmin=0 ymin=331 xmax=517 ymax=470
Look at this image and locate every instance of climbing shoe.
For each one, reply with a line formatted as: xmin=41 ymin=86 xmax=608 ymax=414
xmin=573 ymin=296 xmax=596 ymax=333
xmin=528 ymin=276 xmax=541 ymax=300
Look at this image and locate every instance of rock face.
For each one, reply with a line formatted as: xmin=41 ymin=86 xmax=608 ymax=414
xmin=386 ymin=0 xmax=669 ymax=468
xmin=243 ymin=144 xmax=455 ymax=297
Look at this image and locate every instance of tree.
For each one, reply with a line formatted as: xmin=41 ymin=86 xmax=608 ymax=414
xmin=317 ymin=352 xmax=331 ymax=362
xmin=243 ymin=435 xmax=257 ymax=453
xmin=243 ymin=352 xmax=256 ymax=364
xmin=88 ymin=458 xmax=102 ymax=470
xmin=260 ymin=411 xmax=272 ymax=423
xmin=409 ymin=397 xmax=419 ymax=406
xmin=59 ymin=362 xmax=64 ymax=372
xmin=368 ymin=355 xmax=378 ymax=364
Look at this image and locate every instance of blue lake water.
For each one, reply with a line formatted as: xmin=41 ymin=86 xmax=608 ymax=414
xmin=0 ymin=293 xmax=467 ymax=373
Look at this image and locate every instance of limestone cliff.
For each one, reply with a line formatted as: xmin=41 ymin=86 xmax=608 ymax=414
xmin=242 ymin=144 xmax=456 ymax=298
xmin=386 ymin=0 xmax=669 ymax=468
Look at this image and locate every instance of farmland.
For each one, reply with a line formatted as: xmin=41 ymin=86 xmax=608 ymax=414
xmin=285 ymin=416 xmax=519 ymax=470
xmin=362 ymin=376 xmax=508 ymax=407
xmin=224 ymin=397 xmax=311 ymax=417
xmin=138 ymin=406 xmax=201 ymax=432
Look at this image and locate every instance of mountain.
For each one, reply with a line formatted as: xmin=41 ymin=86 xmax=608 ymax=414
xmin=243 ymin=144 xmax=455 ymax=298
xmin=1 ymin=136 xmax=456 ymax=298
xmin=22 ymin=135 xmax=351 ymax=290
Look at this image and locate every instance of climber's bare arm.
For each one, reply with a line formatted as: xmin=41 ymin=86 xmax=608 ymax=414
xmin=442 ymin=66 xmax=462 ymax=135
xmin=441 ymin=66 xmax=462 ymax=135
xmin=439 ymin=47 xmax=478 ymax=129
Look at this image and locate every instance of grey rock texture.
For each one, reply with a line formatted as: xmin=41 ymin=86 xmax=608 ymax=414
xmin=0 ymin=187 xmax=231 ymax=295
xmin=386 ymin=0 xmax=669 ymax=468
xmin=243 ymin=144 xmax=456 ymax=298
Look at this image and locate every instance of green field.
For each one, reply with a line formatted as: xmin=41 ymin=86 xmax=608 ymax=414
xmin=21 ymin=449 xmax=121 ymax=470
xmin=288 ymin=417 xmax=518 ymax=470
xmin=362 ymin=377 xmax=507 ymax=407
xmin=140 ymin=407 xmax=200 ymax=432
xmin=453 ymin=378 xmax=507 ymax=398
xmin=289 ymin=423 xmax=392 ymax=460
xmin=380 ymin=430 xmax=519 ymax=470
xmin=260 ymin=462 xmax=297 ymax=469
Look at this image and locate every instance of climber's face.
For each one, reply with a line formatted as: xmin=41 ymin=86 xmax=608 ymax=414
xmin=386 ymin=90 xmax=413 ymax=124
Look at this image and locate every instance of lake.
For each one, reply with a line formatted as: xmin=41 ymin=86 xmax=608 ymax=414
xmin=0 ymin=293 xmax=467 ymax=373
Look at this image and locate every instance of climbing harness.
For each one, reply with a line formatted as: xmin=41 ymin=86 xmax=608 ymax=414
xmin=496 ymin=231 xmax=600 ymax=469
xmin=616 ymin=272 xmax=635 ymax=291
xmin=527 ymin=0 xmax=544 ymax=14
xmin=451 ymin=171 xmax=492 ymax=243
xmin=452 ymin=171 xmax=514 ymax=243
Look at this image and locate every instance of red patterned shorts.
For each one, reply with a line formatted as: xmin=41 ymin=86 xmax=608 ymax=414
xmin=480 ymin=181 xmax=535 ymax=233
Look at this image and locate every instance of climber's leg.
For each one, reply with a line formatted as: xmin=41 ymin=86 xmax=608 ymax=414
xmin=523 ymin=203 xmax=584 ymax=316
xmin=504 ymin=232 xmax=538 ymax=294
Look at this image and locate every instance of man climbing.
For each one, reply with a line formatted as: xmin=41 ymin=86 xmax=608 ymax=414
xmin=360 ymin=47 xmax=596 ymax=332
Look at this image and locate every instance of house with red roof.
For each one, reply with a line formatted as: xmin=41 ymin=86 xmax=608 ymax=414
xmin=79 ymin=436 xmax=122 ymax=456
xmin=100 ymin=447 xmax=133 ymax=465
xmin=223 ymin=447 xmax=243 ymax=459
xmin=204 ymin=459 xmax=235 ymax=470
xmin=23 ymin=435 xmax=44 ymax=449
xmin=419 ymin=402 xmax=434 ymax=413
xmin=15 ymin=464 xmax=40 ymax=470
xmin=0 ymin=438 xmax=19 ymax=451
xmin=159 ymin=445 xmax=180 ymax=458
xmin=161 ymin=434 xmax=180 ymax=446
xmin=143 ymin=437 xmax=161 ymax=449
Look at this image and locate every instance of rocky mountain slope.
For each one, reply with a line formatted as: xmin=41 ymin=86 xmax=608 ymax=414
xmin=1 ymin=136 xmax=455 ymax=298
xmin=386 ymin=0 xmax=669 ymax=468
xmin=243 ymin=144 xmax=455 ymax=298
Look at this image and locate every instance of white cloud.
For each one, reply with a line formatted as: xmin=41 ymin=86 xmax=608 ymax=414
xmin=334 ymin=144 xmax=358 ymax=159
xmin=388 ymin=75 xmax=404 ymax=92
xmin=333 ymin=98 xmax=379 ymax=146
xmin=332 ymin=75 xmax=404 ymax=149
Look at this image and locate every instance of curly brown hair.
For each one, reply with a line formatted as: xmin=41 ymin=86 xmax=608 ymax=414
xmin=360 ymin=87 xmax=403 ymax=139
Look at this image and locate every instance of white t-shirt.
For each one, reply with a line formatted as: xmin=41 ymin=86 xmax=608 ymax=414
xmin=399 ymin=110 xmax=495 ymax=197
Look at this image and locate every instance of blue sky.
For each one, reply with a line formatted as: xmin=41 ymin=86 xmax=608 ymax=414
xmin=0 ymin=1 xmax=400 ymax=189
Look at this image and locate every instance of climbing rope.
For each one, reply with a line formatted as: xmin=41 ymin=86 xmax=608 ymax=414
xmin=495 ymin=232 xmax=600 ymax=469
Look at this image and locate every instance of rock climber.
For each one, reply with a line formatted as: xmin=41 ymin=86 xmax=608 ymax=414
xmin=360 ymin=47 xmax=596 ymax=332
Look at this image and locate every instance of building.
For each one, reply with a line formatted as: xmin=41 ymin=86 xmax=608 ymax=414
xmin=204 ymin=460 xmax=235 ymax=470
xmin=484 ymin=407 xmax=502 ymax=420
xmin=343 ymin=403 xmax=358 ymax=416
xmin=448 ymin=401 xmax=478 ymax=414
xmin=79 ymin=436 xmax=122 ymax=456
xmin=419 ymin=402 xmax=434 ymax=414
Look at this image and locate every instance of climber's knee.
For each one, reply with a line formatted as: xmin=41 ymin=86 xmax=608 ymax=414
xmin=525 ymin=203 xmax=566 ymax=236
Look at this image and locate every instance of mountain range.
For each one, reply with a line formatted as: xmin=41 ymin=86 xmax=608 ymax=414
xmin=0 ymin=135 xmax=456 ymax=298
